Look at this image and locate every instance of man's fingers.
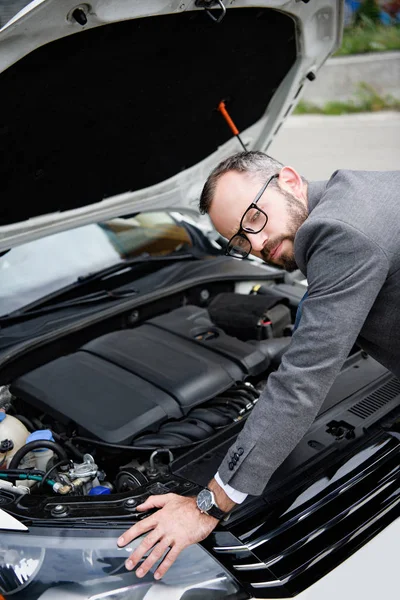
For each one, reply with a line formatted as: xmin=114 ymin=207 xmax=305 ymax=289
xmin=118 ymin=515 xmax=157 ymax=547
xmin=118 ymin=495 xmax=175 ymax=547
xmin=116 ymin=494 xmax=219 ymax=581
xmin=135 ymin=493 xmax=173 ymax=512
xmin=154 ymin=545 xmax=183 ymax=580
xmin=135 ymin=540 xmax=171 ymax=578
xmin=125 ymin=530 xmax=162 ymax=571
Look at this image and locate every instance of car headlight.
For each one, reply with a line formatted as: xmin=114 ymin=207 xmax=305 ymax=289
xmin=0 ymin=528 xmax=245 ymax=600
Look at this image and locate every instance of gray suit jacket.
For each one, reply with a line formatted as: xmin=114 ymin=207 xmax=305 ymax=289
xmin=218 ymin=169 xmax=400 ymax=496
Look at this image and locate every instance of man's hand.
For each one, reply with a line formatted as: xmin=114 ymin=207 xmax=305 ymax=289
xmin=117 ymin=493 xmax=219 ymax=580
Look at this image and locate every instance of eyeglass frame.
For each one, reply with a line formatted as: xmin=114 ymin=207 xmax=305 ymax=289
xmin=225 ymin=173 xmax=279 ymax=259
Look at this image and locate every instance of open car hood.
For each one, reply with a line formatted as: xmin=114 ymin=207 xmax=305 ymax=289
xmin=0 ymin=0 xmax=343 ymax=251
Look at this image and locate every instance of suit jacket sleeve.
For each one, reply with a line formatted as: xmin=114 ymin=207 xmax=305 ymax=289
xmin=217 ymin=217 xmax=389 ymax=495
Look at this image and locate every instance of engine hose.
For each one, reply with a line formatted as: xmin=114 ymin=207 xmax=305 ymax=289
xmin=206 ymin=400 xmax=241 ymax=418
xmin=210 ymin=410 xmax=240 ymax=429
xmin=0 ymin=468 xmax=45 ymax=477
xmin=0 ymin=472 xmax=55 ymax=487
xmin=213 ymin=400 xmax=244 ymax=415
xmin=195 ymin=408 xmax=236 ymax=430
xmin=50 ymin=430 xmax=62 ymax=442
xmin=206 ymin=408 xmax=235 ymax=425
xmin=133 ymin=433 xmax=193 ymax=447
xmin=225 ymin=388 xmax=259 ymax=401
xmin=13 ymin=414 xmax=35 ymax=432
xmin=233 ymin=395 xmax=255 ymax=408
xmin=188 ymin=408 xmax=231 ymax=428
xmin=216 ymin=396 xmax=249 ymax=410
xmin=135 ymin=402 xmax=248 ymax=448
xmin=31 ymin=417 xmax=45 ymax=430
xmin=38 ymin=459 xmax=71 ymax=490
xmin=234 ymin=384 xmax=259 ymax=399
xmin=223 ymin=389 xmax=258 ymax=403
xmin=162 ymin=406 xmax=242 ymax=439
xmin=159 ymin=418 xmax=214 ymax=441
xmin=218 ymin=390 xmax=250 ymax=401
xmin=9 ymin=440 xmax=68 ymax=470
xmin=64 ymin=440 xmax=85 ymax=461
xmin=209 ymin=407 xmax=240 ymax=423
xmin=70 ymin=435 xmax=210 ymax=452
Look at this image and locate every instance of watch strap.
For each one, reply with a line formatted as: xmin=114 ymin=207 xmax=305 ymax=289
xmin=206 ymin=503 xmax=228 ymax=520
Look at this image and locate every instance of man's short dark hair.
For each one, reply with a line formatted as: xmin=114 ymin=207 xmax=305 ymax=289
xmin=199 ymin=151 xmax=285 ymax=214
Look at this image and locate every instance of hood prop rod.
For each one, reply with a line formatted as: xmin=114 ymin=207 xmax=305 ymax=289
xmin=217 ymin=100 xmax=247 ymax=152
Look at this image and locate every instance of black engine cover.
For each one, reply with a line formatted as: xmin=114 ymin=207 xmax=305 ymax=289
xmin=11 ymin=306 xmax=270 ymax=444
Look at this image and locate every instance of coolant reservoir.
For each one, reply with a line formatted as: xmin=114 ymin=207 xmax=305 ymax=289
xmin=0 ymin=411 xmax=29 ymax=467
xmin=23 ymin=430 xmax=55 ymax=472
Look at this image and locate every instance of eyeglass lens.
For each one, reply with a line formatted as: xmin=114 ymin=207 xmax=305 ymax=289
xmin=227 ymin=234 xmax=251 ymax=258
xmin=241 ymin=207 xmax=267 ymax=233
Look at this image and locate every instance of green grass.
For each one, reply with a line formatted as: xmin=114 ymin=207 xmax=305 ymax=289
xmin=293 ymin=83 xmax=400 ymax=115
xmin=334 ymin=22 xmax=400 ymax=56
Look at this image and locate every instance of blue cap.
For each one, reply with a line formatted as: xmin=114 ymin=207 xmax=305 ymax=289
xmin=89 ymin=486 xmax=111 ymax=496
xmin=0 ymin=412 xmax=6 ymax=423
xmin=26 ymin=429 xmax=54 ymax=451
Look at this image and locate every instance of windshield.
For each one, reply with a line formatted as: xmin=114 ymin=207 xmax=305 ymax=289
xmin=0 ymin=213 xmax=192 ymax=316
xmin=0 ymin=0 xmax=34 ymax=29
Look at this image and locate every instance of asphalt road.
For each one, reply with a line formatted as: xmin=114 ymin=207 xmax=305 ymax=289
xmin=268 ymin=111 xmax=400 ymax=181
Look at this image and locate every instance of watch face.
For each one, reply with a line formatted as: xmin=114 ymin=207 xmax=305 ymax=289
xmin=196 ymin=489 xmax=213 ymax=512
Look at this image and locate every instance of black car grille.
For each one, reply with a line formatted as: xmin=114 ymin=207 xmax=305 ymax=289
xmin=206 ymin=435 xmax=400 ymax=597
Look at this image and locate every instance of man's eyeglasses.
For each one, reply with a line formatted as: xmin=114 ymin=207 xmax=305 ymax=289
xmin=225 ymin=174 xmax=279 ymax=259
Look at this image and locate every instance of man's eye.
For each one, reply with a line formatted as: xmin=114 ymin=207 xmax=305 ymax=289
xmin=244 ymin=209 xmax=263 ymax=231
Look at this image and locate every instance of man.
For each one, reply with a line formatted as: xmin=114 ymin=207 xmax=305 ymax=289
xmin=117 ymin=151 xmax=400 ymax=580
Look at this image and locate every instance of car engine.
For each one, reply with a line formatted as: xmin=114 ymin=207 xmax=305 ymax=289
xmin=0 ymin=301 xmax=292 ymax=498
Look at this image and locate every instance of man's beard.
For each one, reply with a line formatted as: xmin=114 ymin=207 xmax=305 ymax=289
xmin=261 ymin=189 xmax=308 ymax=272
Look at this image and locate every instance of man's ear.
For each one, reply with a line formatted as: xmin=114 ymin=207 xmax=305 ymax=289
xmin=277 ymin=166 xmax=305 ymax=199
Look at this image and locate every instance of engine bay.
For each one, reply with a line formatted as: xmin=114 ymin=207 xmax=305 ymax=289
xmin=1 ymin=278 xmax=396 ymax=513
xmin=0 ymin=291 xmax=293 ymax=500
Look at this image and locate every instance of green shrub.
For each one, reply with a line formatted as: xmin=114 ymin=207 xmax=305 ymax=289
xmin=293 ymin=83 xmax=400 ymax=115
xmin=355 ymin=0 xmax=381 ymax=25
xmin=334 ymin=23 xmax=400 ymax=55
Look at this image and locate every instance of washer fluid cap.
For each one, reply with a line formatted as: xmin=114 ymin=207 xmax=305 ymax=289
xmin=0 ymin=412 xmax=6 ymax=422
xmin=89 ymin=486 xmax=111 ymax=496
xmin=26 ymin=429 xmax=54 ymax=451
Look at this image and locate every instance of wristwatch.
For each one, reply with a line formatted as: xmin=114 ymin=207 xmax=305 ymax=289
xmin=196 ymin=488 xmax=228 ymax=520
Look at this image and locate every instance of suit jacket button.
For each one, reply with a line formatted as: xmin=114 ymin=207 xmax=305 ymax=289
xmin=229 ymin=462 xmax=234 ymax=470
xmin=238 ymin=448 xmax=244 ymax=455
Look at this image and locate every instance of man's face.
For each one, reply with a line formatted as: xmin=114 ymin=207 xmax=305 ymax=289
xmin=208 ymin=169 xmax=308 ymax=271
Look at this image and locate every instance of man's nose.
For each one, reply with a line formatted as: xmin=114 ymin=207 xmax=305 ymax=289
xmin=249 ymin=230 xmax=268 ymax=252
